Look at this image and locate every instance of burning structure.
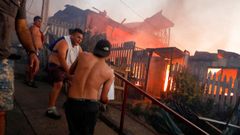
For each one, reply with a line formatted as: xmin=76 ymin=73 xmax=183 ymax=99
xmin=48 ymin=5 xmax=173 ymax=50
xmin=109 ymin=42 xmax=188 ymax=99
xmin=188 ymin=49 xmax=240 ymax=81
xmin=188 ymin=50 xmax=240 ymax=106
xmin=47 ymin=5 xmax=187 ymax=99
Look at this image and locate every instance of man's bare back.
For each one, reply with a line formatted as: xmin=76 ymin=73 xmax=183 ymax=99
xmin=68 ymin=52 xmax=114 ymax=103
xmin=64 ymin=39 xmax=113 ymax=134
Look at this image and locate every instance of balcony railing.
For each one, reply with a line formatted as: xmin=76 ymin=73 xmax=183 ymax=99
xmin=114 ymin=72 xmax=210 ymax=135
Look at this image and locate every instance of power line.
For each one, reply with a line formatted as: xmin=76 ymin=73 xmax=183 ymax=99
xmin=118 ymin=0 xmax=165 ymax=30
xmin=26 ymin=10 xmax=38 ymax=17
xmin=171 ymin=36 xmax=185 ymax=49
xmin=26 ymin=0 xmax=39 ymax=17
xmin=119 ymin=0 xmax=180 ymax=49
xmin=119 ymin=0 xmax=145 ymax=20
xmin=170 ymin=33 xmax=189 ymax=52
xmin=27 ymin=0 xmax=34 ymax=12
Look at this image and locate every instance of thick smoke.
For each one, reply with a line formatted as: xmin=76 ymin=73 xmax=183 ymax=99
xmin=27 ymin=0 xmax=240 ymax=54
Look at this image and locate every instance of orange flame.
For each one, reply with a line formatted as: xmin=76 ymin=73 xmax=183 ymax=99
xmin=164 ymin=65 xmax=170 ymax=92
xmin=135 ymin=81 xmax=141 ymax=86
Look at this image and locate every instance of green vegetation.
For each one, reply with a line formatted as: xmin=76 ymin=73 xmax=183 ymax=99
xmin=129 ymin=70 xmax=239 ymax=134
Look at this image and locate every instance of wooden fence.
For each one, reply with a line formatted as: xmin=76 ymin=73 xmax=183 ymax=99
xmin=202 ymin=72 xmax=240 ymax=107
xmin=108 ymin=42 xmax=152 ymax=90
xmin=167 ymin=63 xmax=185 ymax=92
xmin=129 ymin=49 xmax=150 ymax=89
xmin=109 ymin=42 xmax=135 ymax=69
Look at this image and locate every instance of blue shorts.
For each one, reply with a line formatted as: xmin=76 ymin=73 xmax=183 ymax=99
xmin=0 ymin=59 xmax=14 ymax=111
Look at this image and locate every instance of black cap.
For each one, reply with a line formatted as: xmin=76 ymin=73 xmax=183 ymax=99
xmin=93 ymin=39 xmax=111 ymax=57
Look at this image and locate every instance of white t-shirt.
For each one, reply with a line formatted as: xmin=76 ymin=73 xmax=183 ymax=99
xmin=64 ymin=35 xmax=82 ymax=66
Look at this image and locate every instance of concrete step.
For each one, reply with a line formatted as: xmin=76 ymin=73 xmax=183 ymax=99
xmin=6 ymin=78 xmax=117 ymax=135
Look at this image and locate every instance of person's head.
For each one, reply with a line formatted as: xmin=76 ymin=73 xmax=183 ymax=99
xmin=33 ymin=16 xmax=42 ymax=28
xmin=93 ymin=39 xmax=111 ymax=58
xmin=70 ymin=28 xmax=84 ymax=46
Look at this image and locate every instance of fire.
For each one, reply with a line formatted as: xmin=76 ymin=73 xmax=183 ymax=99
xmin=164 ymin=64 xmax=170 ymax=92
xmin=207 ymin=68 xmax=221 ymax=76
xmin=217 ymin=53 xmax=223 ymax=59
xmin=135 ymin=81 xmax=141 ymax=86
xmin=125 ymin=67 xmax=131 ymax=72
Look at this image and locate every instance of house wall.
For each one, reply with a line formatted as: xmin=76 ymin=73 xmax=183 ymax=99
xmin=188 ymin=60 xmax=213 ymax=80
xmin=146 ymin=57 xmax=167 ymax=98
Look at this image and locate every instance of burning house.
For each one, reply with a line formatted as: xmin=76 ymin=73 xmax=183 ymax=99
xmin=47 ymin=5 xmax=187 ymax=99
xmin=188 ymin=50 xmax=240 ymax=106
xmin=47 ymin=5 xmax=173 ymax=50
xmin=110 ymin=42 xmax=188 ymax=99
xmin=124 ymin=10 xmax=174 ymax=48
xmin=188 ymin=49 xmax=240 ymax=81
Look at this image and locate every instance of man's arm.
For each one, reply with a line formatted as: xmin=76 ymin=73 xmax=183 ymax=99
xmin=30 ymin=26 xmax=40 ymax=51
xmin=69 ymin=58 xmax=78 ymax=75
xmin=67 ymin=56 xmax=78 ymax=86
xmin=15 ymin=19 xmax=39 ymax=74
xmin=56 ymin=40 xmax=69 ymax=72
xmin=100 ymin=72 xmax=115 ymax=104
xmin=15 ymin=19 xmax=36 ymax=53
xmin=69 ymin=51 xmax=84 ymax=75
xmin=15 ymin=0 xmax=35 ymax=52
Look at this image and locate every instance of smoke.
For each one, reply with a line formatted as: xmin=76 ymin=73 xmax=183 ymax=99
xmin=26 ymin=0 xmax=42 ymax=21
xmin=27 ymin=0 xmax=240 ymax=55
xmin=126 ymin=31 xmax=166 ymax=49
xmin=159 ymin=0 xmax=240 ymax=54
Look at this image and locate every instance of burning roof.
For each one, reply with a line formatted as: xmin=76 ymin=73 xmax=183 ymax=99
xmin=49 ymin=5 xmax=174 ymax=48
xmin=190 ymin=49 xmax=240 ymax=61
xmin=124 ymin=10 xmax=174 ymax=31
xmin=217 ymin=49 xmax=240 ymax=59
xmin=190 ymin=51 xmax=218 ymax=61
xmin=147 ymin=47 xmax=184 ymax=59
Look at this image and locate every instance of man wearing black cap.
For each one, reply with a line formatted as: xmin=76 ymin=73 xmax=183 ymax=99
xmin=64 ymin=39 xmax=114 ymax=135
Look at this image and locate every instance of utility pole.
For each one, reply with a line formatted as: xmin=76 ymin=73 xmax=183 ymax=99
xmin=41 ymin=0 xmax=50 ymax=30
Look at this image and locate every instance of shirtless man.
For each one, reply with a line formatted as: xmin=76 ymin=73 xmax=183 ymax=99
xmin=46 ymin=28 xmax=83 ymax=119
xmin=25 ymin=16 xmax=44 ymax=88
xmin=65 ymin=39 xmax=114 ymax=135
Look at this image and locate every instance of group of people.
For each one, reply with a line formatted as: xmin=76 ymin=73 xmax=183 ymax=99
xmin=0 ymin=1 xmax=114 ymax=135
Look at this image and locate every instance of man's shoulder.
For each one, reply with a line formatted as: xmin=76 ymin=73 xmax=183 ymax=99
xmin=79 ymin=51 xmax=91 ymax=56
xmin=29 ymin=25 xmax=40 ymax=32
xmin=57 ymin=38 xmax=68 ymax=45
xmin=54 ymin=39 xmax=68 ymax=50
xmin=103 ymin=64 xmax=114 ymax=75
xmin=78 ymin=52 xmax=93 ymax=60
xmin=30 ymin=25 xmax=39 ymax=29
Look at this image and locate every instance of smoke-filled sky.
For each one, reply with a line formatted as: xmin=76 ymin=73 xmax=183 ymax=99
xmin=27 ymin=0 xmax=240 ymax=55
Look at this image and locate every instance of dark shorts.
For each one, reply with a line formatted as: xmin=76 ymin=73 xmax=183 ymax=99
xmin=47 ymin=63 xmax=66 ymax=83
xmin=0 ymin=59 xmax=14 ymax=111
xmin=64 ymin=98 xmax=100 ymax=135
